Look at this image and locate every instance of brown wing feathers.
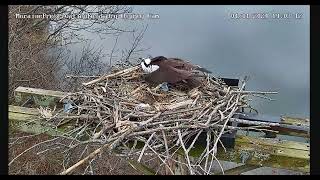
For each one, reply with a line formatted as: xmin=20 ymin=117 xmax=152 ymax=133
xmin=145 ymin=56 xmax=208 ymax=87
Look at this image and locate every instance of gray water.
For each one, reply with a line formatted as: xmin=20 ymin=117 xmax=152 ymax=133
xmin=69 ymin=5 xmax=310 ymax=119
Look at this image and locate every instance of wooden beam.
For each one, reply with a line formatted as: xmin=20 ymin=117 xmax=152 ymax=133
xmin=15 ymin=86 xmax=67 ymax=98
xmin=217 ymin=136 xmax=309 ymax=173
xmin=281 ymin=116 xmax=309 ymax=127
xmin=273 ymin=117 xmax=309 ymax=138
xmin=188 ymin=135 xmax=309 ymax=173
xmin=216 ymin=164 xmax=261 ymax=175
xmin=9 ymin=105 xmax=71 ymax=136
xmin=9 ymin=105 xmax=40 ymax=115
xmin=14 ymin=86 xmax=68 ymax=107
xmin=269 ymin=127 xmax=309 ymax=138
xmin=235 ymin=136 xmax=309 ymax=157
xmin=9 ymin=119 xmax=65 ymax=137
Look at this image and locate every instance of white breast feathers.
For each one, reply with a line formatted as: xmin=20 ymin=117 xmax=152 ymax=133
xmin=141 ymin=62 xmax=160 ymax=74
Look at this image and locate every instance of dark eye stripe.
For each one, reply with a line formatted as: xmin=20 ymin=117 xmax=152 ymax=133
xmin=144 ymin=62 xmax=149 ymax=67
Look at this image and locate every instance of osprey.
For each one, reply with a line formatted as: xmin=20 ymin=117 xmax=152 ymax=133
xmin=140 ymin=56 xmax=211 ymax=89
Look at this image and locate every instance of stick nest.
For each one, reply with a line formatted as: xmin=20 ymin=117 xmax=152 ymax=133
xmin=44 ymin=65 xmax=275 ymax=175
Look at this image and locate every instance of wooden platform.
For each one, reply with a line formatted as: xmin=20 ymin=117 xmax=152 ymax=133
xmin=9 ymin=86 xmax=310 ymax=174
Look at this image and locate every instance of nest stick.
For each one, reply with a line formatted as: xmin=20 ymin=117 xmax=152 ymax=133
xmin=82 ymin=65 xmax=139 ymax=86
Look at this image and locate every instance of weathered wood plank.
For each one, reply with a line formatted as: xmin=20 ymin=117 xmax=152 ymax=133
xmin=15 ymin=86 xmax=67 ymax=98
xmin=281 ymin=116 xmax=309 ymax=126
xmin=14 ymin=86 xmax=68 ymax=107
xmin=217 ymin=151 xmax=309 ymax=173
xmin=187 ymin=135 xmax=309 ymax=173
xmin=9 ymin=112 xmax=38 ymax=122
xmin=217 ymin=136 xmax=309 ymax=173
xmin=9 ymin=105 xmax=72 ymax=137
xmin=270 ymin=127 xmax=309 ymax=138
xmin=274 ymin=117 xmax=309 ymax=138
xmin=236 ymin=136 xmax=309 ymax=152
xmin=9 ymin=105 xmax=40 ymax=115
xmin=216 ymin=164 xmax=261 ymax=175
xmin=9 ymin=119 xmax=65 ymax=137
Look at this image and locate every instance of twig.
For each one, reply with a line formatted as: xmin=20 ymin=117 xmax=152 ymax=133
xmin=231 ymin=91 xmax=278 ymax=94
xmin=66 ymin=74 xmax=100 ymax=78
xmin=138 ymin=132 xmax=155 ymax=162
xmin=139 ymin=112 xmax=162 ymax=126
xmin=82 ymin=65 xmax=139 ymax=86
xmin=177 ymin=126 xmax=194 ymax=175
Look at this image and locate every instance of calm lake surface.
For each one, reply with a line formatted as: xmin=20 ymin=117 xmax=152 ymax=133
xmin=69 ymin=5 xmax=310 ymax=119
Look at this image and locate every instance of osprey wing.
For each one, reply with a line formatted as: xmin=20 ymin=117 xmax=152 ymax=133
xmin=167 ymin=58 xmax=196 ymax=71
xmin=170 ymin=58 xmax=212 ymax=74
xmin=165 ymin=65 xmax=193 ymax=83
xmin=151 ymin=57 xmax=196 ymax=71
xmin=144 ymin=64 xmax=192 ymax=84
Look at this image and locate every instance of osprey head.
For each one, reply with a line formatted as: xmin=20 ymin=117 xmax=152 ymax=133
xmin=142 ymin=58 xmax=151 ymax=66
xmin=140 ymin=57 xmax=159 ymax=74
